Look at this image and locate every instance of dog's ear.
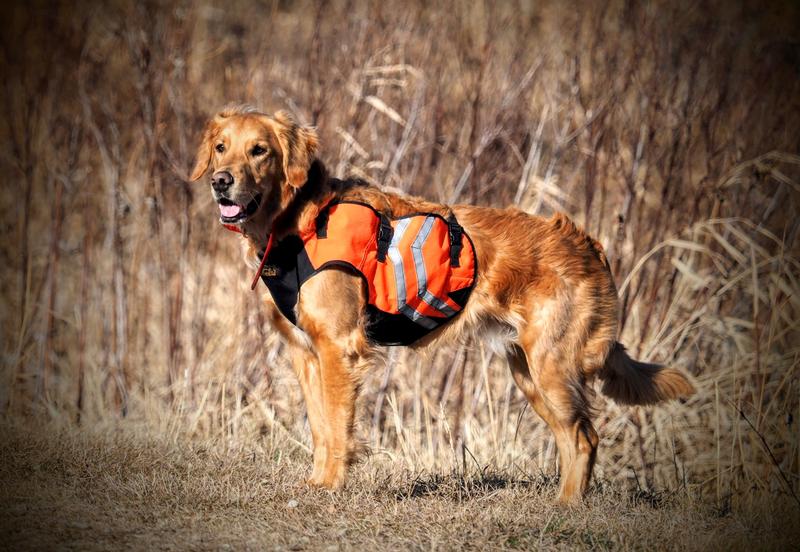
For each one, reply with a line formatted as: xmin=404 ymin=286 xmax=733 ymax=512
xmin=189 ymin=119 xmax=217 ymax=181
xmin=272 ymin=110 xmax=319 ymax=188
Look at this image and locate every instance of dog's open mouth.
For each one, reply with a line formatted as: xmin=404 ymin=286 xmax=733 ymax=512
xmin=217 ymin=194 xmax=262 ymax=223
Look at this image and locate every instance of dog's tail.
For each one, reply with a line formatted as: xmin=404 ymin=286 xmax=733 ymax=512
xmin=598 ymin=342 xmax=695 ymax=406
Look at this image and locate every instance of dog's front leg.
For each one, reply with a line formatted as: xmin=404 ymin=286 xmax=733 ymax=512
xmin=288 ymin=345 xmax=329 ymax=486
xmin=295 ymin=270 xmax=370 ymax=490
xmin=313 ymin=337 xmax=360 ymax=490
xmin=264 ymin=301 xmax=331 ymax=486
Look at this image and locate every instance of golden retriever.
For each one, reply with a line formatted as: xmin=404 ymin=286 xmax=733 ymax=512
xmin=190 ymin=105 xmax=695 ymax=502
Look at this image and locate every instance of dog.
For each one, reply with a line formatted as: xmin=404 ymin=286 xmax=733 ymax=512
xmin=190 ymin=105 xmax=695 ymax=502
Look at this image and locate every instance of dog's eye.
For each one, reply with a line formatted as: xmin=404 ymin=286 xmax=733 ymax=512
xmin=251 ymin=145 xmax=267 ymax=156
xmin=215 ymin=143 xmax=225 ymax=153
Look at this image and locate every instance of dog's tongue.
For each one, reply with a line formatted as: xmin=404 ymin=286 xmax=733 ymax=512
xmin=219 ymin=203 xmax=242 ymax=218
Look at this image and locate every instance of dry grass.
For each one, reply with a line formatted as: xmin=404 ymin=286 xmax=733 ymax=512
xmin=1 ymin=0 xmax=799 ymax=548
xmin=2 ymin=420 xmax=798 ymax=551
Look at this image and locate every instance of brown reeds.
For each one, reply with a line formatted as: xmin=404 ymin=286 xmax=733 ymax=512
xmin=0 ymin=0 xmax=798 ymax=511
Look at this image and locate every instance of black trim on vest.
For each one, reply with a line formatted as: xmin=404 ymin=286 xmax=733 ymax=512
xmin=364 ymin=305 xmax=436 ymax=345
xmin=259 ymin=235 xmax=312 ymax=326
xmin=447 ymin=287 xmax=472 ymax=308
xmin=315 ymin=207 xmax=330 ymax=238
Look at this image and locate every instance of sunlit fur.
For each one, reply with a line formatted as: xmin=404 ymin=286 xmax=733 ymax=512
xmin=191 ymin=107 xmax=695 ymax=502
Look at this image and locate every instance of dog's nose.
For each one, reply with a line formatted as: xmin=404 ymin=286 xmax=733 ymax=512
xmin=211 ymin=171 xmax=234 ymax=193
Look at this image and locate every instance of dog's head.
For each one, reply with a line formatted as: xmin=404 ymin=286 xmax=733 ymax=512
xmin=190 ymin=105 xmax=318 ymax=226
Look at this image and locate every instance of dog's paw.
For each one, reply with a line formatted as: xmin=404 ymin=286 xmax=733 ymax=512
xmin=305 ymin=474 xmax=326 ymax=488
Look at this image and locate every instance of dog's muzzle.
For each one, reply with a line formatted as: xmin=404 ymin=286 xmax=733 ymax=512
xmin=217 ymin=193 xmax=263 ymax=223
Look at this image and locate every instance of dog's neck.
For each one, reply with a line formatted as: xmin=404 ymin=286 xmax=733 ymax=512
xmin=238 ymin=159 xmax=331 ymax=253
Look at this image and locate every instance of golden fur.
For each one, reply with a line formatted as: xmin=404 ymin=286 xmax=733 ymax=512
xmin=190 ymin=105 xmax=695 ymax=502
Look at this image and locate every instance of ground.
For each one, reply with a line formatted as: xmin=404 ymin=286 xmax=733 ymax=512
xmin=0 ymin=420 xmax=797 ymax=551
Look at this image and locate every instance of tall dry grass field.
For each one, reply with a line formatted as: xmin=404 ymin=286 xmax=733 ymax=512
xmin=1 ymin=0 xmax=799 ymax=549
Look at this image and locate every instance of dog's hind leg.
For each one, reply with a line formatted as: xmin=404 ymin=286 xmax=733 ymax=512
xmin=507 ymin=344 xmax=598 ymax=503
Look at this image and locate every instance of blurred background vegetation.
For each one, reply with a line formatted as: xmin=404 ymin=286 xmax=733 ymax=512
xmin=1 ymin=0 xmax=798 ymax=509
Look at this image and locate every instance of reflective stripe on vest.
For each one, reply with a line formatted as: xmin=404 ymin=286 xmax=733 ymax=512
xmin=387 ymin=217 xmax=452 ymax=329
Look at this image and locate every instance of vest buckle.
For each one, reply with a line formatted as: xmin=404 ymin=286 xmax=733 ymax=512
xmin=448 ymin=215 xmax=463 ymax=267
xmin=376 ymin=215 xmax=393 ymax=262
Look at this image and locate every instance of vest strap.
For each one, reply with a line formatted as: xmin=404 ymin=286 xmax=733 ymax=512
xmin=251 ymin=233 xmax=275 ymax=290
xmin=315 ymin=206 xmax=330 ymax=238
xmin=376 ymin=214 xmax=393 ymax=263
xmin=447 ymin=215 xmax=463 ymax=267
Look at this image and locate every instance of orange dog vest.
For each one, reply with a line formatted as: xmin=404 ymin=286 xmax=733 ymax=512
xmin=256 ymin=201 xmax=477 ymax=345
